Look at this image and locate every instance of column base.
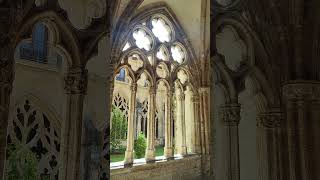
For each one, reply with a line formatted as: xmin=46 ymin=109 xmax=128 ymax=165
xmin=145 ymin=149 xmax=155 ymax=162
xmin=124 ymin=150 xmax=134 ymax=165
xmin=164 ymin=147 xmax=174 ymax=158
xmin=179 ymin=146 xmax=187 ymax=156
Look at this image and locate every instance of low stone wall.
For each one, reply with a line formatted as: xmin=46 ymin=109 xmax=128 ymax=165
xmin=111 ymin=155 xmax=203 ymax=180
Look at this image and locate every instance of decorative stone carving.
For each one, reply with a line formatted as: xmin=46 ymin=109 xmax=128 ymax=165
xmin=219 ymin=104 xmax=241 ymax=126
xmin=257 ymin=112 xmax=282 ymax=128
xmin=137 ymin=73 xmax=149 ymax=87
xmin=64 ymin=68 xmax=88 ymax=94
xmin=156 ymin=45 xmax=170 ymax=61
xmin=128 ymin=54 xmax=144 ymax=72
xmin=130 ymin=83 xmax=137 ymax=92
xmin=156 ymin=63 xmax=169 ymax=78
xmin=177 ymin=69 xmax=188 ymax=84
xmin=282 ymin=81 xmax=320 ymax=101
xmin=7 ymin=99 xmax=61 ymax=179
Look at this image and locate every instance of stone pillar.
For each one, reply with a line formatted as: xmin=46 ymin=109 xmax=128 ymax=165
xmin=192 ymin=95 xmax=201 ymax=153
xmin=219 ymin=103 xmax=240 ymax=180
xmin=164 ymin=90 xmax=174 ymax=158
xmin=282 ymin=81 xmax=320 ymax=179
xmin=176 ymin=87 xmax=187 ymax=155
xmin=257 ymin=111 xmax=282 ymax=180
xmin=59 ymin=67 xmax=88 ymax=180
xmin=0 ymin=45 xmax=14 ymax=180
xmin=184 ymin=86 xmax=195 ymax=153
xmin=145 ymin=86 xmax=156 ymax=162
xmin=124 ymin=83 xmax=137 ymax=165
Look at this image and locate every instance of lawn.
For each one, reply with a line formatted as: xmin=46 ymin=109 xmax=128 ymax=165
xmin=111 ymin=146 xmax=164 ymax=162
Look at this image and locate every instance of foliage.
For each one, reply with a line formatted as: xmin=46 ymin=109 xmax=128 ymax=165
xmin=134 ymin=132 xmax=146 ymax=158
xmin=6 ymin=143 xmax=39 ymax=180
xmin=110 ymin=105 xmax=127 ymax=153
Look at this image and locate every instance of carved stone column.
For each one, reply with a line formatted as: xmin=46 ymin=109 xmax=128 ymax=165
xmin=145 ymin=86 xmax=156 ymax=162
xmin=192 ymin=95 xmax=201 ymax=153
xmin=164 ymin=90 xmax=173 ymax=158
xmin=219 ymin=103 xmax=241 ymax=180
xmin=124 ymin=83 xmax=137 ymax=165
xmin=257 ymin=111 xmax=282 ymax=180
xmin=0 ymin=45 xmax=14 ymax=180
xmin=176 ymin=88 xmax=187 ymax=155
xmin=282 ymin=81 xmax=320 ymax=180
xmin=184 ymin=86 xmax=196 ymax=154
xmin=59 ymin=67 xmax=88 ymax=180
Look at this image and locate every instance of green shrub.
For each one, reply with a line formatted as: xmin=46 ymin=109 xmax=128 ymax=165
xmin=6 ymin=143 xmax=39 ymax=180
xmin=134 ymin=132 xmax=146 ymax=158
xmin=110 ymin=105 xmax=127 ymax=152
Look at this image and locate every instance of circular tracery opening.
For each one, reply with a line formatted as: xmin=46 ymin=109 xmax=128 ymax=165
xmin=123 ymin=15 xmax=187 ymax=65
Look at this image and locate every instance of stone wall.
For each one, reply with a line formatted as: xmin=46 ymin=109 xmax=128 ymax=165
xmin=111 ymin=155 xmax=203 ymax=180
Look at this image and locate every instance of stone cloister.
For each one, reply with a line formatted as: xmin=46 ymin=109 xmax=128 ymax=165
xmin=1 ymin=0 xmax=319 ymax=180
xmin=0 ymin=0 xmax=211 ymax=180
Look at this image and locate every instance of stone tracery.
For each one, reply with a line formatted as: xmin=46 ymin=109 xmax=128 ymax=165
xmin=110 ymin=9 xmax=200 ymax=167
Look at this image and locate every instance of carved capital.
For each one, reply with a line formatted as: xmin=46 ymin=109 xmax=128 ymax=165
xmin=257 ymin=112 xmax=282 ymax=128
xmin=191 ymin=95 xmax=200 ymax=103
xmin=64 ymin=68 xmax=88 ymax=94
xmin=130 ymin=83 xmax=137 ymax=92
xmin=176 ymin=94 xmax=185 ymax=101
xmin=149 ymin=86 xmax=157 ymax=95
xmin=283 ymin=81 xmax=320 ymax=101
xmin=219 ymin=103 xmax=241 ymax=126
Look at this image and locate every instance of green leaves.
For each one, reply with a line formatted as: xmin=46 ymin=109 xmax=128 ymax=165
xmin=6 ymin=143 xmax=39 ymax=180
xmin=110 ymin=106 xmax=127 ymax=153
xmin=134 ymin=132 xmax=146 ymax=159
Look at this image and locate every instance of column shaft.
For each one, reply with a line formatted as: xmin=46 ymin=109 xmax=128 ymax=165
xmin=176 ymin=91 xmax=187 ymax=155
xmin=59 ymin=68 xmax=88 ymax=180
xmin=145 ymin=87 xmax=156 ymax=161
xmin=124 ymin=83 xmax=137 ymax=165
xmin=219 ymin=103 xmax=240 ymax=180
xmin=164 ymin=91 xmax=173 ymax=158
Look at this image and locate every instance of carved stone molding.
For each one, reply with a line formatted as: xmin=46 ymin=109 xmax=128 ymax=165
xmin=283 ymin=81 xmax=320 ymax=101
xmin=64 ymin=67 xmax=88 ymax=94
xmin=219 ymin=103 xmax=241 ymax=126
xmin=149 ymin=86 xmax=157 ymax=95
xmin=130 ymin=83 xmax=137 ymax=93
xmin=191 ymin=95 xmax=200 ymax=103
xmin=176 ymin=94 xmax=185 ymax=101
xmin=257 ymin=112 xmax=282 ymax=129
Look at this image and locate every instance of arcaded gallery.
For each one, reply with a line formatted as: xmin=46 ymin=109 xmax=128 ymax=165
xmin=1 ymin=0 xmax=320 ymax=180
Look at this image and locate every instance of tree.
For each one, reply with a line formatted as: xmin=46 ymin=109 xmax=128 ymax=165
xmin=110 ymin=105 xmax=127 ymax=153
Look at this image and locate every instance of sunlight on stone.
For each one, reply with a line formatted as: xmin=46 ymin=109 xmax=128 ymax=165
xmin=152 ymin=18 xmax=171 ymax=43
xmin=148 ymin=55 xmax=154 ymax=65
xmin=122 ymin=42 xmax=131 ymax=51
xmin=128 ymin=54 xmax=144 ymax=72
xmin=171 ymin=45 xmax=185 ymax=63
xmin=133 ymin=29 xmax=152 ymax=51
xmin=156 ymin=46 xmax=169 ymax=61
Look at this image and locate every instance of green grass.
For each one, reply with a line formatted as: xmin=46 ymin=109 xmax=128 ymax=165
xmin=111 ymin=146 xmax=164 ymax=163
